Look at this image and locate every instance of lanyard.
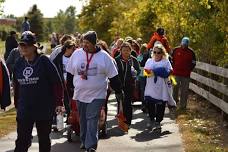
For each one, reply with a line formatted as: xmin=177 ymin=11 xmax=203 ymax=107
xmin=86 ymin=51 xmax=94 ymax=70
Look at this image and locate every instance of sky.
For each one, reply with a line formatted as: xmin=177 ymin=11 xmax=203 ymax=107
xmin=2 ymin=0 xmax=85 ymax=18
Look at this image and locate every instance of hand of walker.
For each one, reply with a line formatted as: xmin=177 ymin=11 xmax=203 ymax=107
xmin=170 ymin=75 xmax=177 ymax=86
xmin=55 ymin=106 xmax=65 ymax=114
xmin=143 ymin=69 xmax=154 ymax=77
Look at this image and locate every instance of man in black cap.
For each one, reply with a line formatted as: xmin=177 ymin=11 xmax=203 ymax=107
xmin=4 ymin=31 xmax=18 ymax=61
xmin=67 ymin=31 xmax=124 ymax=152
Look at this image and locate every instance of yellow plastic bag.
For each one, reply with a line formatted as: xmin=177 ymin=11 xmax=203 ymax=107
xmin=143 ymin=69 xmax=154 ymax=77
xmin=169 ymin=75 xmax=177 ymax=86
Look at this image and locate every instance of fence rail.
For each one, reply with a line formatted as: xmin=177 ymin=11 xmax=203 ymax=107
xmin=190 ymin=61 xmax=228 ymax=114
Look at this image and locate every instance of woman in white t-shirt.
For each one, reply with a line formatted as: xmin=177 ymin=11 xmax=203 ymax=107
xmin=144 ymin=44 xmax=172 ymax=131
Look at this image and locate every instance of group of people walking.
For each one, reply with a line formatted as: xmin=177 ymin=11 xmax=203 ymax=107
xmin=1 ymin=26 xmax=196 ymax=152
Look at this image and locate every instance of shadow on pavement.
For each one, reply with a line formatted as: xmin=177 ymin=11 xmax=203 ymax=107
xmin=51 ymin=140 xmax=81 ymax=152
xmin=131 ymin=129 xmax=172 ymax=142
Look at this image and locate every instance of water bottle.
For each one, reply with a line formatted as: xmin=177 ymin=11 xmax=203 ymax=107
xmin=56 ymin=112 xmax=64 ymax=131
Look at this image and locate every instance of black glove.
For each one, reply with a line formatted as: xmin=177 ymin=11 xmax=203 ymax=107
xmin=115 ymin=90 xmax=124 ymax=102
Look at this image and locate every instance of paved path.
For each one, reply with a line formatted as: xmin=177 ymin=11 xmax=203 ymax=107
xmin=0 ymin=94 xmax=184 ymax=152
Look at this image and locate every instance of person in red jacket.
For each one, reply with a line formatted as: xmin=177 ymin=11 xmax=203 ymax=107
xmin=171 ymin=37 xmax=196 ymax=109
xmin=147 ymin=27 xmax=171 ymax=53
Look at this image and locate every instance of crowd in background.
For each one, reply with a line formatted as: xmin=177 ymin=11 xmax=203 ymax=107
xmin=0 ymin=26 xmax=196 ymax=152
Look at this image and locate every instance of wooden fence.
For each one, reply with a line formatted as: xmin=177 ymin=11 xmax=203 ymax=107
xmin=189 ymin=61 xmax=228 ymax=114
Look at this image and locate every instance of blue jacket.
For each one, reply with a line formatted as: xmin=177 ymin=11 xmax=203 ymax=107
xmin=153 ymin=67 xmax=170 ymax=83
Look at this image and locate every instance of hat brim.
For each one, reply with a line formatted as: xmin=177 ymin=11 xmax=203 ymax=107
xmin=19 ymin=41 xmax=38 ymax=48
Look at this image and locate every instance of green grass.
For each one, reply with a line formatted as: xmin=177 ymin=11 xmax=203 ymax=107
xmin=0 ymin=41 xmax=4 ymax=58
xmin=0 ymin=108 xmax=17 ymax=137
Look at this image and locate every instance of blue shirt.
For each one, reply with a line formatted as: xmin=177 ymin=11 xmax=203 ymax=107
xmin=22 ymin=21 xmax=30 ymax=32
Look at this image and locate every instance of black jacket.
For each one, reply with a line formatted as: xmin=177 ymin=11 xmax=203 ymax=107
xmin=52 ymin=50 xmax=71 ymax=107
xmin=115 ymin=55 xmax=140 ymax=90
xmin=52 ymin=51 xmax=65 ymax=83
xmin=4 ymin=36 xmax=18 ymax=60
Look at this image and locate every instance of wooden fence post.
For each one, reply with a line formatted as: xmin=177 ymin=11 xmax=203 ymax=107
xmin=222 ymin=65 xmax=228 ymax=121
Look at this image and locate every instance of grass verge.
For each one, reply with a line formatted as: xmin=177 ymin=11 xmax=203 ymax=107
xmin=176 ymin=93 xmax=228 ymax=152
xmin=0 ymin=41 xmax=4 ymax=58
xmin=0 ymin=108 xmax=16 ymax=138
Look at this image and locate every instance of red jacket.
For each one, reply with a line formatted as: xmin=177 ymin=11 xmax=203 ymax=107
xmin=147 ymin=32 xmax=171 ymax=53
xmin=172 ymin=46 xmax=196 ymax=77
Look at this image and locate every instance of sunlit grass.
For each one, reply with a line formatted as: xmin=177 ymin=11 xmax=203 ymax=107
xmin=0 ymin=41 xmax=4 ymax=58
xmin=0 ymin=108 xmax=16 ymax=138
xmin=176 ymin=94 xmax=228 ymax=152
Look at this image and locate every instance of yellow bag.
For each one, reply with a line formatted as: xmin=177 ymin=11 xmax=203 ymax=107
xmin=143 ymin=69 xmax=154 ymax=77
xmin=169 ymin=75 xmax=177 ymax=86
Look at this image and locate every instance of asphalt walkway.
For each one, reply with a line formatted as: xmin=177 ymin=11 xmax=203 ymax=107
xmin=0 ymin=94 xmax=184 ymax=152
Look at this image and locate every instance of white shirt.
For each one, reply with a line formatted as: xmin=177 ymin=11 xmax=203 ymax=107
xmin=144 ymin=58 xmax=172 ymax=101
xmin=66 ymin=48 xmax=118 ymax=103
xmin=62 ymin=55 xmax=70 ymax=81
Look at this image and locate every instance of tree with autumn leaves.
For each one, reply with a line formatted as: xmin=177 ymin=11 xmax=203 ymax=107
xmin=77 ymin=0 xmax=227 ymax=66
xmin=0 ymin=0 xmax=227 ymax=65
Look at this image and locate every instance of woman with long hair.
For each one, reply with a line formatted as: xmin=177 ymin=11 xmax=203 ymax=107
xmin=144 ymin=44 xmax=172 ymax=131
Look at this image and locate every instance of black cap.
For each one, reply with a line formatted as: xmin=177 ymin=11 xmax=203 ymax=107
xmin=19 ymin=31 xmax=37 ymax=46
xmin=83 ymin=31 xmax=97 ymax=45
xmin=157 ymin=28 xmax=165 ymax=36
xmin=10 ymin=31 xmax=16 ymax=36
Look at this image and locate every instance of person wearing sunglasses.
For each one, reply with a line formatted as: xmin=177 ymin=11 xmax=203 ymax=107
xmin=144 ymin=43 xmax=172 ymax=131
xmin=13 ymin=31 xmax=64 ymax=152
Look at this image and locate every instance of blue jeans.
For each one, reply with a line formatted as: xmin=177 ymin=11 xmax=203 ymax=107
xmin=77 ymin=99 xmax=105 ymax=149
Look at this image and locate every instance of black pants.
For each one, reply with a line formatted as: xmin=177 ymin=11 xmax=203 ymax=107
xmin=63 ymin=90 xmax=70 ymax=116
xmin=147 ymin=102 xmax=166 ymax=122
xmin=14 ymin=118 xmax=52 ymax=152
xmin=121 ymin=89 xmax=133 ymax=126
xmin=139 ymin=77 xmax=146 ymax=106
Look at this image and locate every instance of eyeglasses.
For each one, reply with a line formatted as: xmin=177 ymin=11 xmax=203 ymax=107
xmin=153 ymin=51 xmax=162 ymax=54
